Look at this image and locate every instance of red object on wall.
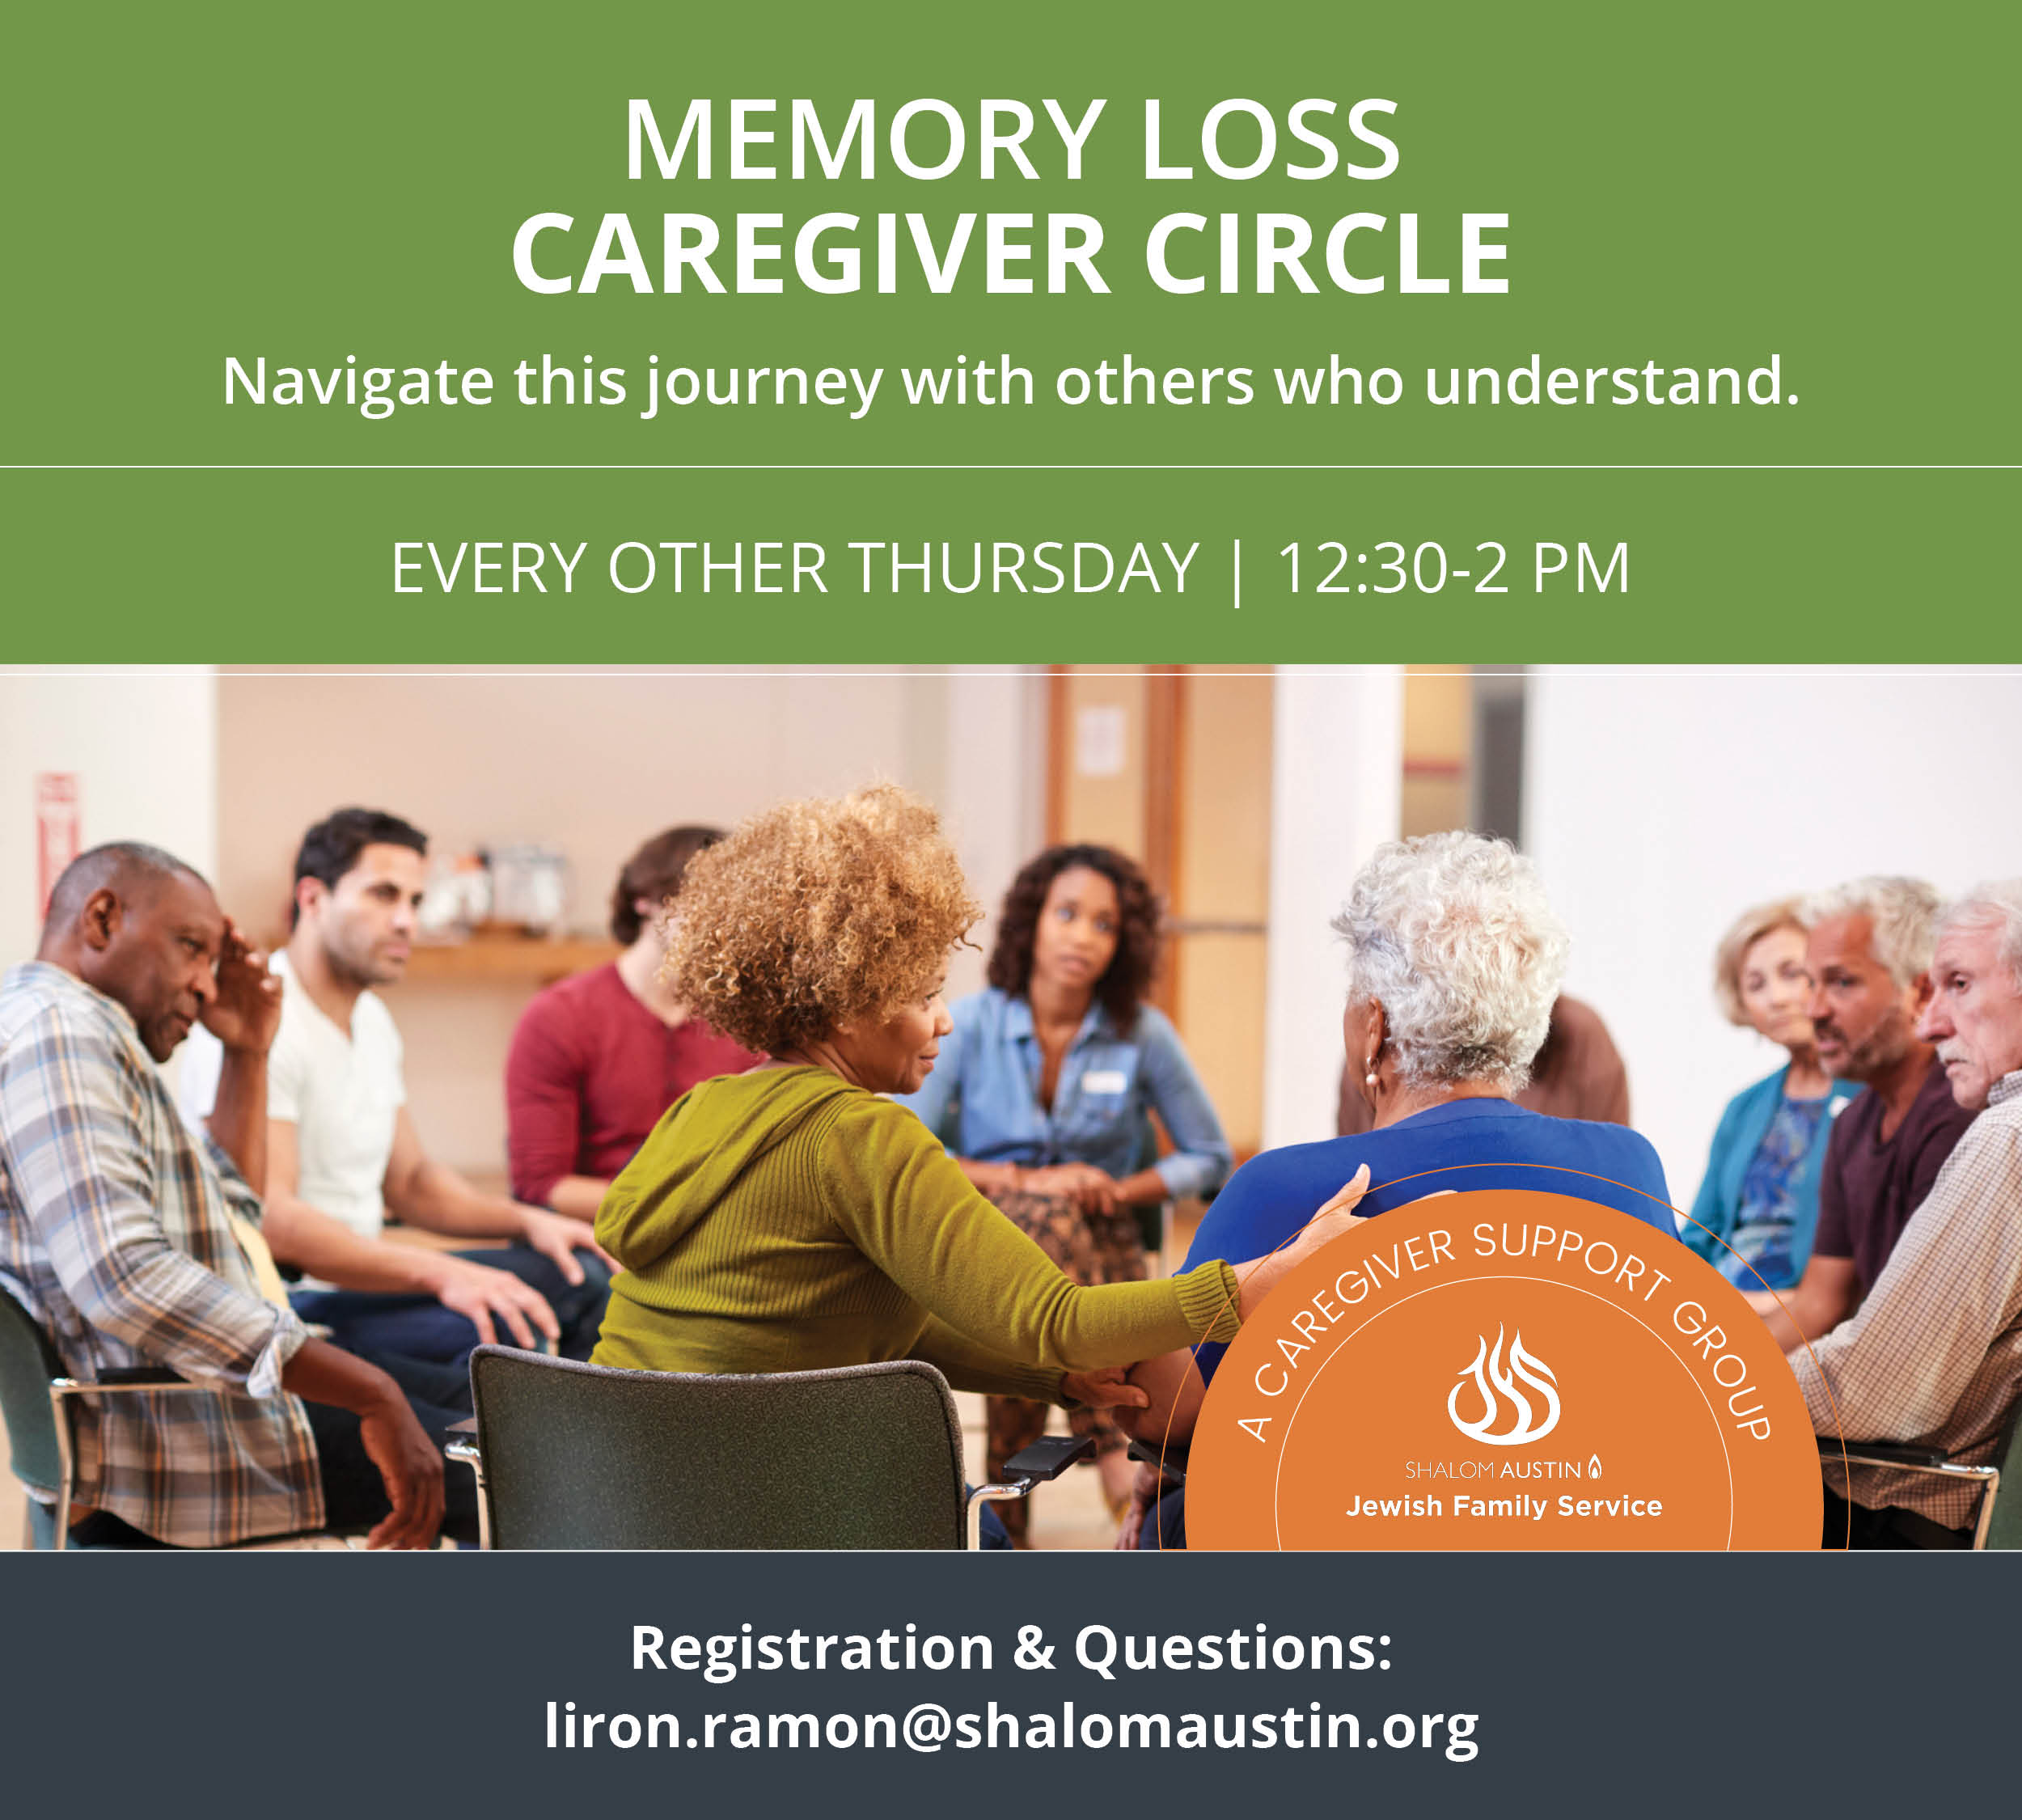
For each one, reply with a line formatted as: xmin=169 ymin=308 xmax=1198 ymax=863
xmin=36 ymin=773 xmax=81 ymax=921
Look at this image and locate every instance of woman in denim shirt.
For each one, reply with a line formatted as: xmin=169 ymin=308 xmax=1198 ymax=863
xmin=899 ymin=844 xmax=1232 ymax=1530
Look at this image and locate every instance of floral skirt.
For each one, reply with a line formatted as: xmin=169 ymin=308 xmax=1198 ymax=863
xmin=983 ymin=1188 xmax=1148 ymax=1543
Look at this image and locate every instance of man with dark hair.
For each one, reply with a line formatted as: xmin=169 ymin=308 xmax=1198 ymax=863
xmin=1 ymin=843 xmax=448 ymax=1547
xmin=182 ymin=807 xmax=611 ymax=1365
xmin=287 ymin=806 xmax=429 ymax=929
xmin=606 ymin=824 xmax=722 ymax=946
xmin=507 ymin=824 xmax=755 ymax=1215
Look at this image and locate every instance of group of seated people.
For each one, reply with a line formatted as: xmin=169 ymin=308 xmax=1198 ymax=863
xmin=1675 ymin=877 xmax=2020 ymax=1547
xmin=1 ymin=789 xmax=2018 ymax=1552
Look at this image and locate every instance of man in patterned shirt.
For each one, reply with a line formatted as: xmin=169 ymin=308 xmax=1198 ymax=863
xmin=0 ymin=843 xmax=446 ymax=1547
xmin=1798 ymin=880 xmax=2022 ymax=1548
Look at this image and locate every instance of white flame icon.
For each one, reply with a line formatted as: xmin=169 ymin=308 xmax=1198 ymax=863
xmin=1447 ymin=1326 xmax=1561 ymax=1445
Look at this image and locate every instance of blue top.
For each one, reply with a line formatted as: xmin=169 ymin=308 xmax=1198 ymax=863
xmin=1681 ymin=1064 xmax=1862 ymax=1289
xmin=1182 ymin=1098 xmax=1676 ymax=1385
xmin=896 ymin=988 xmax=1233 ymax=1200
xmin=1716 ymin=1095 xmax=1829 ymax=1288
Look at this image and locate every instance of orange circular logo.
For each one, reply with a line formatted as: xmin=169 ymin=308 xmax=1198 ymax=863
xmin=1187 ymin=1191 xmax=1821 ymax=1550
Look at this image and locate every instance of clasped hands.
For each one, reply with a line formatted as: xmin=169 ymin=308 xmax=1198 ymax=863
xmin=1009 ymin=1160 xmax=1129 ymax=1215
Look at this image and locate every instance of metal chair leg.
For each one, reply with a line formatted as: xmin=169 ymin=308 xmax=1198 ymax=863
xmin=49 ymin=1383 xmax=75 ymax=1551
xmin=1971 ymin=1470 xmax=2001 ymax=1551
xmin=964 ymin=1482 xmax=1030 ymax=1549
xmin=446 ymin=1436 xmax=491 ymax=1550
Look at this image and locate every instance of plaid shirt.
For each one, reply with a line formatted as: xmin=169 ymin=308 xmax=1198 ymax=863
xmin=1796 ymin=1069 xmax=2022 ymax=1530
xmin=0 ymin=962 xmax=323 ymax=1546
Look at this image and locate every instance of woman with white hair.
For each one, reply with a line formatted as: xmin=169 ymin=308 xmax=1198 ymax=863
xmin=1119 ymin=831 xmax=1675 ymax=1547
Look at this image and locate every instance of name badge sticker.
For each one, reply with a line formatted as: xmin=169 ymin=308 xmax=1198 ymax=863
xmin=1081 ymin=1069 xmax=1129 ymax=1094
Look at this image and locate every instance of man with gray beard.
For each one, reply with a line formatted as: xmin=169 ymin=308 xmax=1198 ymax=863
xmin=1750 ymin=878 xmax=1975 ymax=1353
xmin=1796 ymin=882 xmax=2022 ymax=1547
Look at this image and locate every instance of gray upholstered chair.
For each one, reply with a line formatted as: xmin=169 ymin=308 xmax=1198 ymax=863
xmin=446 ymin=1346 xmax=1093 ymax=1549
xmin=0 ymin=1276 xmax=72 ymax=1547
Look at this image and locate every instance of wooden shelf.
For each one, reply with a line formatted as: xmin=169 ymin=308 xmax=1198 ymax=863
xmin=404 ymin=939 xmax=620 ymax=986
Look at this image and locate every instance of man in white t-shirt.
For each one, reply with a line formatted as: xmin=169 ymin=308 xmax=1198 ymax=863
xmin=184 ymin=808 xmax=611 ymax=1364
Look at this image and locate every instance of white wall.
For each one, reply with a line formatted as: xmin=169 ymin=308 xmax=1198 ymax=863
xmin=1263 ymin=666 xmax=1404 ymax=1149
xmin=0 ymin=667 xmax=218 ymax=967
xmin=1526 ymin=666 xmax=2022 ymax=1208
xmin=214 ymin=665 xmax=1043 ymax=1170
xmin=940 ymin=667 xmax=1050 ymax=999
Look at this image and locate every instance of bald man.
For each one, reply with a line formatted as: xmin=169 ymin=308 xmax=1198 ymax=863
xmin=0 ymin=842 xmax=453 ymax=1547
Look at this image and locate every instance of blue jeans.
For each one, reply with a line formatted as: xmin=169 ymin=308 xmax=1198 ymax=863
xmin=1135 ymin=1485 xmax=1187 ymax=1549
xmin=290 ymin=1246 xmax=611 ymax=1368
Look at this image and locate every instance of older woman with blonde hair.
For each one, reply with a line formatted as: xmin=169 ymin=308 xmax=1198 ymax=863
xmin=1681 ymin=897 xmax=1862 ymax=1290
xmin=1117 ymin=830 xmax=1677 ymax=1547
xmin=590 ymin=785 xmax=1364 ymax=1437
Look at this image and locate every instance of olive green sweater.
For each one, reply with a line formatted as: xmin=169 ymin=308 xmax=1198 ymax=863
xmin=592 ymin=1065 xmax=1242 ymax=1399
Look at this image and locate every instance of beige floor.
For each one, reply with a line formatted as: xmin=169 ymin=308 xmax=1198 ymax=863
xmin=2 ymin=1454 xmax=21 ymax=1551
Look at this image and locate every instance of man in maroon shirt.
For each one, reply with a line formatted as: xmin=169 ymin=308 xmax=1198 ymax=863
xmin=506 ymin=827 xmax=757 ymax=1217
xmin=1751 ymin=876 xmax=1977 ymax=1352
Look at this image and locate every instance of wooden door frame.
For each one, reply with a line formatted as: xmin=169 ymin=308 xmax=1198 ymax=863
xmin=1044 ymin=665 xmax=1187 ymax=1018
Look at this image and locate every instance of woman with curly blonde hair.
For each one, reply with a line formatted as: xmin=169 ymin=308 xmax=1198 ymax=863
xmin=590 ymin=785 xmax=1364 ymax=1447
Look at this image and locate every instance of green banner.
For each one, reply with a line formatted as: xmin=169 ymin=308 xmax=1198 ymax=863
xmin=2 ymin=1 xmax=2013 ymax=656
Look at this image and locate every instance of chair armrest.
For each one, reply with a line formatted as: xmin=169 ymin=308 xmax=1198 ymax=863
xmin=963 ymin=1436 xmax=1099 ymax=1546
xmin=1817 ymin=1436 xmax=1951 ymax=1470
xmin=1127 ymin=1436 xmax=1189 ymax=1484
xmin=443 ymin=1419 xmax=482 ymax=1476
xmin=51 ymin=1368 xmax=208 ymax=1395
xmin=1003 ymin=1434 xmax=1098 ymax=1484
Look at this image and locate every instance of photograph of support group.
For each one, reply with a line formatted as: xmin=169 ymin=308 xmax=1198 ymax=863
xmin=3 ymin=663 xmax=2020 ymax=1553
